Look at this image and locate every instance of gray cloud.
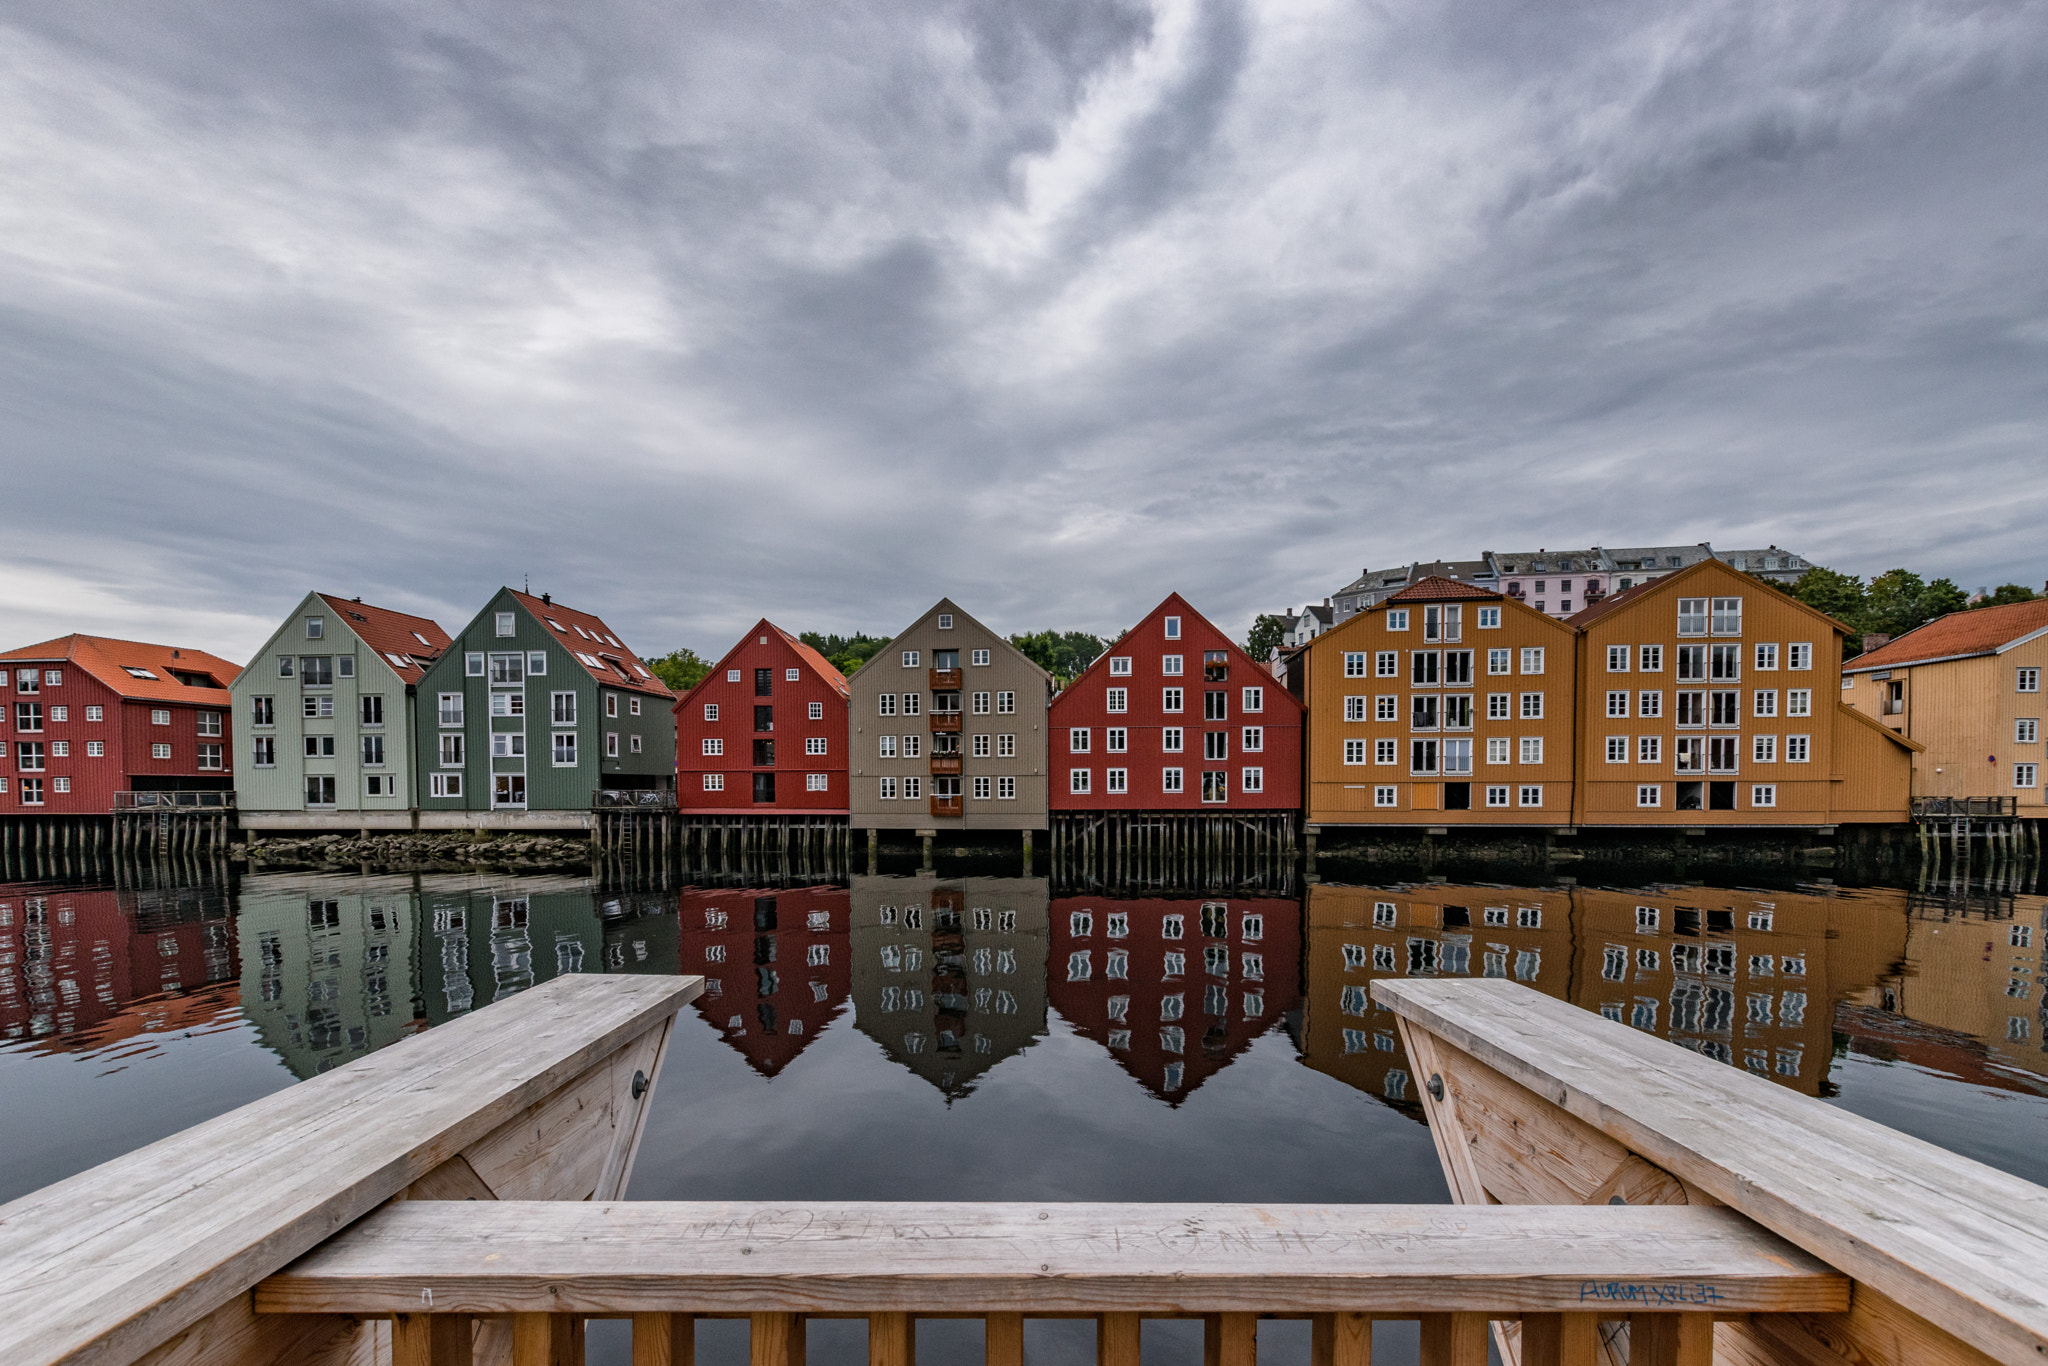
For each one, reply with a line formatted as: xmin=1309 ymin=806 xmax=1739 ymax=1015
xmin=2 ymin=0 xmax=2045 ymax=664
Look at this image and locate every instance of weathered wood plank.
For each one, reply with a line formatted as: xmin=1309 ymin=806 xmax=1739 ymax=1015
xmin=867 ymin=1312 xmax=911 ymax=1366
xmin=1375 ymin=978 xmax=2048 ymax=1363
xmin=1419 ymin=1314 xmax=1486 ymax=1366
xmin=1310 ymin=1311 xmax=1370 ymax=1366
xmin=255 ymin=1201 xmax=1845 ymax=1316
xmin=1518 ymin=1314 xmax=1596 ymax=1366
xmin=1097 ymin=1313 xmax=1141 ymax=1366
xmin=0 ymin=974 xmax=700 ymax=1366
xmin=982 ymin=1312 xmax=1020 ymax=1366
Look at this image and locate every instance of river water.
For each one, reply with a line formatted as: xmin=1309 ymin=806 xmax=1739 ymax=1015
xmin=3 ymin=867 xmax=2043 ymax=1363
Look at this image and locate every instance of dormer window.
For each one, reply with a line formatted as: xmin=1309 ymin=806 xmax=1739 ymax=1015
xmin=306 ymin=617 xmax=324 ymax=639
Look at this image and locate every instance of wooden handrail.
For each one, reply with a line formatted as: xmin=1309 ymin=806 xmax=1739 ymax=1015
xmin=0 ymin=974 xmax=701 ymax=1366
xmin=1374 ymin=978 xmax=2048 ymax=1365
xmin=256 ymin=1200 xmax=1844 ymax=1317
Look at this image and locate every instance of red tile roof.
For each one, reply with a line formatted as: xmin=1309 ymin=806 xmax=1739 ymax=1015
xmin=0 ymin=635 xmax=241 ymax=705
xmin=1387 ymin=576 xmax=1499 ymax=603
xmin=1846 ymin=598 xmax=2048 ymax=671
xmin=510 ymin=591 xmax=675 ymax=699
xmin=773 ymin=625 xmax=849 ymax=697
xmin=315 ymin=594 xmax=450 ymax=684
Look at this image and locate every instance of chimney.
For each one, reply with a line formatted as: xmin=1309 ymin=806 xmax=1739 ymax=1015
xmin=1861 ymin=633 xmax=1893 ymax=654
xmin=542 ymin=592 xmax=552 ymax=605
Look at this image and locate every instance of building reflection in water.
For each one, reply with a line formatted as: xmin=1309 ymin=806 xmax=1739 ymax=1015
xmin=1048 ymin=894 xmax=1301 ymax=1105
xmin=677 ymin=886 xmax=850 ymax=1076
xmin=849 ymin=877 xmax=1049 ymax=1100
xmin=0 ymin=881 xmax=237 ymax=1055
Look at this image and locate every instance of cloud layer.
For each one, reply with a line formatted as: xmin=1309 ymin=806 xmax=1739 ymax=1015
xmin=3 ymin=0 xmax=2046 ymax=662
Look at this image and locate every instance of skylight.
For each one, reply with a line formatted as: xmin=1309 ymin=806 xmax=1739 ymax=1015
xmin=412 ymin=632 xmax=432 ymax=647
xmin=123 ymin=666 xmax=158 ymax=679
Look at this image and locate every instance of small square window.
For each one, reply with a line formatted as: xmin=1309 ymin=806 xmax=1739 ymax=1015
xmin=786 ymin=667 xmax=801 ymax=681
xmin=1637 ymin=785 xmax=1661 ymax=807
xmin=902 ymin=651 xmax=920 ymax=667
xmin=809 ymin=701 xmax=824 ymax=720
xmin=1477 ymin=607 xmax=1500 ymax=628
xmin=971 ymin=649 xmax=990 ymax=666
xmin=1164 ymin=616 xmax=1181 ymax=639
xmin=1387 ymin=610 xmax=1409 ymax=631
xmin=1485 ymin=785 xmax=1509 ymax=807
xmin=727 ymin=669 xmax=741 ymax=683
xmin=937 ymin=614 xmax=954 ymax=629
xmin=1373 ymin=785 xmax=1397 ymax=807
xmin=494 ymin=611 xmax=515 ymax=637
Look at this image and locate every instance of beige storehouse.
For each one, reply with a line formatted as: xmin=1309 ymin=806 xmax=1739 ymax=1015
xmin=1840 ymin=598 xmax=2048 ymax=816
xmin=845 ymin=599 xmax=1053 ymax=834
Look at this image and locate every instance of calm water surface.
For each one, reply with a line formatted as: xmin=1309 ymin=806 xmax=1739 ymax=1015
xmin=3 ymin=868 xmax=2044 ymax=1363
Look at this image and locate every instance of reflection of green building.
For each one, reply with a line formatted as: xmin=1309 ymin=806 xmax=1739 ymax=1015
xmin=237 ymin=873 xmax=421 ymax=1080
xmin=413 ymin=875 xmax=604 ymax=1027
xmin=848 ymin=876 xmax=1049 ymax=1099
xmin=597 ymin=890 xmax=682 ymax=980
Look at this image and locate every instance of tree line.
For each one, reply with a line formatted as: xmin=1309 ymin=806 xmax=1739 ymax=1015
xmin=645 ymin=628 xmax=1111 ymax=693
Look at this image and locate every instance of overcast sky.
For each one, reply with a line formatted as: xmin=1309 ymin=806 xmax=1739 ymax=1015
xmin=3 ymin=0 xmax=2046 ymax=664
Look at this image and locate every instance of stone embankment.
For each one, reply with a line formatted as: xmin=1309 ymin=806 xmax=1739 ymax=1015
xmin=239 ymin=831 xmax=589 ymax=873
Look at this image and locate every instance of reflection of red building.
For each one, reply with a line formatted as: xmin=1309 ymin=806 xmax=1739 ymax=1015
xmin=677 ymin=886 xmax=850 ymax=1076
xmin=0 ymin=882 xmax=238 ymax=1050
xmin=1047 ymin=896 xmax=1299 ymax=1104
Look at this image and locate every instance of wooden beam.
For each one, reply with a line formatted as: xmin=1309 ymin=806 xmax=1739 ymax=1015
xmin=752 ymin=1312 xmax=800 ymax=1366
xmin=1208 ymin=1313 xmax=1255 ymax=1366
xmin=1419 ymin=1314 xmax=1486 ymax=1366
xmin=1097 ymin=1313 xmax=1141 ymax=1366
xmin=1518 ymin=1313 xmax=1597 ymax=1366
xmin=1626 ymin=1314 xmax=1708 ymax=1366
xmin=1310 ymin=1311 xmax=1370 ymax=1366
xmin=982 ymin=1312 xmax=1021 ymax=1366
xmin=868 ymin=1311 xmax=912 ymax=1366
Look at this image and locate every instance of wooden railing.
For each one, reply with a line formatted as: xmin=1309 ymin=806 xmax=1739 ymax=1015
xmin=929 ymin=668 xmax=962 ymax=690
xmin=112 ymin=790 xmax=235 ymax=810
xmin=929 ymin=713 xmax=962 ymax=733
xmin=1376 ymin=977 xmax=2048 ymax=1366
xmin=929 ymin=795 xmax=963 ymax=818
xmin=1911 ymin=795 xmax=2018 ymax=818
xmin=256 ymin=1200 xmax=1842 ymax=1364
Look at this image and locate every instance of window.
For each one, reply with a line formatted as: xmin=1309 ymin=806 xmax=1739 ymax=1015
xmin=1637 ymin=785 xmax=1661 ymax=808
xmin=1241 ymin=766 xmax=1264 ymax=793
xmin=2015 ymin=763 xmax=2038 ymax=789
xmin=1204 ymin=689 xmax=1228 ymax=721
xmin=1519 ymin=785 xmax=1542 ymax=807
xmin=1786 ymin=689 xmax=1811 ymax=716
xmin=1485 ymin=785 xmax=1509 ymax=806
xmin=630 ymin=696 xmax=642 ymax=717
xmin=2021 ymin=668 xmax=2041 ymax=693
xmin=493 ymin=733 xmax=527 ymax=759
xmin=1203 ymin=731 xmax=1229 ymax=760
xmin=305 ymin=615 xmax=325 ymax=640
xmin=491 ymin=692 xmax=525 ymax=718
xmin=1711 ymin=597 xmax=1742 ymax=634
xmin=1106 ymin=727 xmax=1128 ymax=753
xmin=1163 ymin=687 xmax=1184 ymax=712
xmin=971 ymin=648 xmax=990 ymax=666
xmin=1153 ymin=766 xmax=1179 ymax=794
xmin=1374 ymin=785 xmax=1398 ymax=807
xmin=305 ymin=775 xmax=337 ymax=807
xmin=1201 ymin=771 xmax=1228 ymax=802
xmin=878 ymin=693 xmax=897 ymax=717
xmin=361 ymin=735 xmax=384 ymax=767
xmin=973 ymin=733 xmax=991 ymax=757
xmin=440 ymin=734 xmax=464 ymax=766
xmin=1752 ymin=784 xmax=1777 ymax=807
xmin=902 ymin=692 xmax=920 ymax=715
xmin=431 ymin=773 xmax=462 ymax=797
xmin=48 ymin=739 xmax=66 ymax=757
xmin=901 ymin=651 xmax=919 ymax=667
xmin=998 ymin=734 xmax=1016 ymax=757
xmin=1520 ymin=737 xmax=1542 ymax=764
xmin=605 ymin=732 xmax=619 ymax=758
xmin=997 ymin=776 xmax=1017 ymax=799
xmin=252 ymin=736 xmax=275 ymax=767
xmin=1709 ymin=735 xmax=1739 ymax=773
xmin=877 ymin=736 xmax=896 ymax=758
xmin=879 ymin=776 xmax=898 ymax=800
xmin=1754 ymin=735 xmax=1777 ymax=763
xmin=1376 ymin=738 xmax=1398 ymax=764
xmin=805 ymin=736 xmax=827 ymax=755
xmin=1486 ymin=736 xmax=1509 ymax=764
xmin=1520 ymin=647 xmax=1544 ymax=674
xmin=494 ymin=611 xmax=515 ymax=637
xmin=85 ymin=705 xmax=101 ymax=722
xmin=1710 ymin=644 xmax=1742 ymax=681
xmin=150 ymin=708 xmax=172 ymax=726
xmin=1411 ymin=651 xmax=1438 ymax=686
xmin=1710 ymin=690 xmax=1739 ymax=726
xmin=1674 ymin=736 xmax=1704 ymax=773
xmin=1411 ymin=738 xmax=1438 ymax=774
xmin=1162 ymin=655 xmax=1183 ymax=676
xmin=1069 ymin=727 xmax=1091 ymax=753
xmin=1109 ymin=656 xmax=1132 ymax=676
xmin=996 ymin=691 xmax=1015 ymax=714
xmin=1243 ymin=686 xmax=1264 ymax=712
xmin=1104 ymin=687 xmax=1128 ymax=714
xmin=2019 ymin=719 xmax=2040 ymax=744
xmin=1478 ymin=607 xmax=1500 ymax=628
xmin=1520 ymin=692 xmax=1544 ymax=719
xmin=1241 ymin=726 xmax=1263 ymax=753
xmin=1755 ymin=643 xmax=1779 ymax=670
xmin=1789 ymin=643 xmax=1813 ymax=670
xmin=1755 ymin=689 xmax=1778 ymax=717
xmin=1607 ymin=736 xmax=1628 ymax=763
xmin=1677 ymin=598 xmax=1707 ymax=635
xmin=1607 ymin=645 xmax=1630 ymax=672
xmin=1640 ymin=644 xmax=1663 ymax=672
xmin=1107 ymin=768 xmax=1128 ymax=794
xmin=1164 ymin=616 xmax=1181 ymax=639
xmin=1411 ymin=695 xmax=1438 ymax=731
xmin=1070 ymin=769 xmax=1091 ymax=794
xmin=1605 ymin=690 xmax=1629 ymax=718
xmin=1387 ymin=609 xmax=1409 ymax=631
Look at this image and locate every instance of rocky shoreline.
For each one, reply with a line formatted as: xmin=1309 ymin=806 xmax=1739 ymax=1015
xmin=239 ymin=830 xmax=591 ymax=873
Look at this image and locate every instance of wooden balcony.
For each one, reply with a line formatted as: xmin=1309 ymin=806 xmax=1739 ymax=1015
xmin=929 ymin=795 xmax=963 ymax=818
xmin=929 ymin=755 xmax=962 ymax=776
xmin=929 ymin=712 xmax=962 ymax=733
xmin=929 ymin=668 xmax=962 ymax=690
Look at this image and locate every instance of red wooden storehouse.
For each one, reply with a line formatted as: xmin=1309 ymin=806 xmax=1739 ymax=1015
xmin=1046 ymin=895 xmax=1301 ymax=1105
xmin=0 ymin=636 xmax=241 ymax=818
xmin=675 ymin=887 xmax=851 ymax=1076
xmin=675 ymin=621 xmax=849 ymax=816
xmin=1050 ymin=594 xmax=1304 ymax=815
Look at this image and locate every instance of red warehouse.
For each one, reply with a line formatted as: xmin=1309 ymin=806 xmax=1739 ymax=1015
xmin=676 ymin=887 xmax=851 ymax=1076
xmin=0 ymin=636 xmax=241 ymax=818
xmin=1046 ymin=896 xmax=1301 ymax=1105
xmin=676 ymin=622 xmax=849 ymax=816
xmin=1050 ymin=594 xmax=1304 ymax=815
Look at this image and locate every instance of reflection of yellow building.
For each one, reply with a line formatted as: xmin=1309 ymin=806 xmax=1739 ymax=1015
xmin=849 ymin=876 xmax=1049 ymax=1099
xmin=1302 ymin=883 xmax=1907 ymax=1116
xmin=1841 ymin=891 xmax=2048 ymax=1093
xmin=237 ymin=874 xmax=420 ymax=1080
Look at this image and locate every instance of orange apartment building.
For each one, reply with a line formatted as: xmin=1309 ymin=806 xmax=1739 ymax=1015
xmin=1293 ymin=578 xmax=1579 ymax=827
xmin=1840 ymin=597 xmax=2048 ymax=816
xmin=1568 ymin=558 xmax=1915 ymax=827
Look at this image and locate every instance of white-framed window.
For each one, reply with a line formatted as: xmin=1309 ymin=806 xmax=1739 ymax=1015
xmin=973 ymin=734 xmax=991 ymax=757
xmin=967 ymin=647 xmax=988 ymax=666
xmin=1241 ymin=767 xmax=1264 ymax=793
xmin=1519 ymin=737 xmax=1543 ymax=764
xmin=2017 ymin=763 xmax=2040 ymax=789
xmin=809 ymin=701 xmax=825 ymax=721
xmin=1344 ymin=696 xmax=1367 ymax=722
xmin=997 ymin=734 xmax=1016 ymax=757
xmin=1344 ymin=739 xmax=1367 ymax=765
xmin=1162 ymin=727 xmax=1183 ymax=752
xmin=440 ymin=734 xmax=464 ymax=766
xmin=727 ymin=669 xmax=741 ymax=683
xmin=879 ymin=693 xmax=897 ymax=716
xmin=1520 ymin=648 xmax=1544 ymax=674
xmin=1755 ymin=689 xmax=1778 ymax=717
xmin=1639 ymin=691 xmax=1663 ymax=718
xmin=1374 ymin=785 xmax=1398 ymax=807
xmin=1387 ymin=609 xmax=1410 ymax=631
xmin=1069 ymin=727 xmax=1091 ymax=753
xmin=1163 ymin=687 xmax=1184 ymax=712
xmin=365 ymin=774 xmax=393 ymax=797
xmin=1164 ymin=615 xmax=1181 ymax=639
xmin=1788 ymin=643 xmax=1812 ymax=670
xmin=1411 ymin=738 xmax=1438 ymax=774
xmin=1677 ymin=597 xmax=1708 ymax=635
xmin=901 ymin=650 xmax=920 ymax=667
xmin=86 ymin=739 xmax=105 ymax=758
xmin=151 ymin=708 xmax=170 ymax=725
xmin=1606 ymin=736 xmax=1628 ymax=763
xmin=1640 ymin=645 xmax=1664 ymax=672
xmin=1162 ymin=767 xmax=1183 ymax=793
xmin=1487 ymin=693 xmax=1509 ymax=720
xmin=1343 ymin=652 xmax=1367 ymax=678
xmin=937 ymin=614 xmax=953 ymax=630
xmin=1367 ymin=651 xmax=1391 ymax=678
xmin=151 ymin=743 xmax=171 ymax=759
xmin=1109 ymin=656 xmax=1132 ymax=676
xmin=1241 ymin=726 xmax=1263 ymax=752
xmin=1486 ymin=648 xmax=1509 ymax=675
xmin=1485 ymin=785 xmax=1509 ymax=807
xmin=1107 ymin=687 xmax=1128 ymax=713
xmin=1752 ymin=784 xmax=1778 ymax=807
xmin=972 ymin=775 xmax=991 ymax=799
xmin=702 ymin=702 xmax=719 ymax=722
xmin=879 ymin=776 xmax=898 ymax=799
xmin=785 ymin=667 xmax=801 ymax=682
xmin=1755 ymin=643 xmax=1779 ymax=670
xmin=491 ymin=691 xmax=524 ymax=718
xmin=1606 ymin=690 xmax=1629 ymax=717
xmin=703 ymin=773 xmax=725 ymax=791
xmin=431 ymin=773 xmax=462 ymax=798
xmin=971 ymin=690 xmax=990 ymax=715
xmin=494 ymin=611 xmax=515 ymax=637
xmin=1521 ymin=692 xmax=1544 ymax=719
xmin=85 ymin=705 xmax=102 ymax=722
xmin=1070 ymin=768 xmax=1091 ymax=793
xmin=997 ymin=775 xmax=1016 ymax=799
xmin=903 ymin=692 xmax=921 ymax=715
xmin=1518 ymin=785 xmax=1542 ymax=807
xmin=1162 ymin=654 xmax=1184 ymax=676
xmin=605 ymin=731 xmax=619 ymax=758
xmin=704 ymin=737 xmax=724 ymax=756
xmin=2020 ymin=668 xmax=2040 ymax=693
xmin=1242 ymin=686 xmax=1264 ymax=712
xmin=1711 ymin=597 xmax=1742 ymax=634
xmin=1478 ymin=607 xmax=1501 ymax=629
xmin=1370 ymin=695 xmax=1394 ymax=721
xmin=1607 ymin=645 xmax=1630 ymax=672
xmin=2016 ymin=718 xmax=2039 ymax=744
xmin=1486 ymin=736 xmax=1510 ymax=764
xmin=305 ymin=615 xmax=325 ymax=640
xmin=49 ymin=740 xmax=67 ymax=757
xmin=1786 ymin=689 xmax=1811 ymax=716
xmin=528 ymin=651 xmax=548 ymax=677
xmin=1376 ymin=738 xmax=1398 ymax=764
xmin=1637 ymin=784 xmax=1661 ymax=807
xmin=1107 ymin=768 xmax=1128 ymax=793
xmin=997 ymin=691 xmax=1015 ymax=714
xmin=902 ymin=733 xmax=921 ymax=759
xmin=360 ymin=735 xmax=384 ymax=767
xmin=1639 ymin=735 xmax=1661 ymax=763
xmin=806 ymin=736 xmax=828 ymax=755
xmin=1754 ymin=735 xmax=1778 ymax=763
xmin=1107 ymin=727 xmax=1128 ymax=753
xmin=807 ymin=773 xmax=829 ymax=791
xmin=553 ymin=733 xmax=577 ymax=766
xmin=492 ymin=732 xmax=526 ymax=759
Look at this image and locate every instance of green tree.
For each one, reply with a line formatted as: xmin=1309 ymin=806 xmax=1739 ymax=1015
xmin=1791 ymin=566 xmax=1865 ymax=625
xmin=1971 ymin=583 xmax=2039 ymax=609
xmin=1861 ymin=569 xmax=1927 ymax=639
xmin=647 ymin=647 xmax=713 ymax=693
xmin=1245 ymin=613 xmax=1288 ymax=662
xmin=800 ymin=631 xmax=888 ymax=676
xmin=1009 ymin=630 xmax=1106 ymax=685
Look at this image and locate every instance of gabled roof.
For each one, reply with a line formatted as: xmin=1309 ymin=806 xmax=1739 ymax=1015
xmin=1567 ymin=556 xmax=1852 ymax=636
xmin=1388 ymin=576 xmax=1498 ymax=603
xmin=1055 ymin=593 xmax=1305 ymax=711
xmin=0 ymin=635 xmax=241 ymax=705
xmin=843 ymin=598 xmax=1053 ymax=687
xmin=508 ymin=590 xmax=674 ymax=699
xmin=1844 ymin=598 xmax=2048 ymax=673
xmin=314 ymin=594 xmax=449 ymax=684
xmin=674 ymin=619 xmax=848 ymax=712
xmin=1836 ymin=699 xmax=1924 ymax=752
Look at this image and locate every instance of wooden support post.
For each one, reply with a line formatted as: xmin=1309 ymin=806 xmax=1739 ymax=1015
xmin=1626 ymin=1315 xmax=1708 ymax=1366
xmin=1419 ymin=1314 xmax=1486 ymax=1366
xmin=869 ymin=1311 xmax=913 ymax=1366
xmin=1518 ymin=1314 xmax=1597 ymax=1366
xmin=1310 ymin=1312 xmax=1370 ymax=1366
xmin=631 ymin=1312 xmax=691 ymax=1366
xmin=984 ymin=1312 xmax=1022 ymax=1366
xmin=512 ymin=1312 xmax=581 ymax=1366
xmin=1206 ymin=1312 xmax=1256 ymax=1366
xmin=1098 ymin=1313 xmax=1141 ymax=1366
xmin=752 ymin=1312 xmax=801 ymax=1366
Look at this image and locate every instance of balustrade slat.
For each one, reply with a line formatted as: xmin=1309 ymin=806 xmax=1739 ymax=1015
xmin=1419 ymin=1313 xmax=1486 ymax=1366
xmin=1208 ymin=1311 xmax=1256 ymax=1366
xmin=753 ymin=1312 xmax=802 ymax=1366
xmin=1310 ymin=1311 xmax=1370 ymax=1366
xmin=1519 ymin=1313 xmax=1597 ymax=1366
xmin=869 ymin=1311 xmax=913 ymax=1366
xmin=983 ymin=1312 xmax=1023 ymax=1366
xmin=1626 ymin=1314 xmax=1710 ymax=1366
xmin=1098 ymin=1313 xmax=1141 ymax=1366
